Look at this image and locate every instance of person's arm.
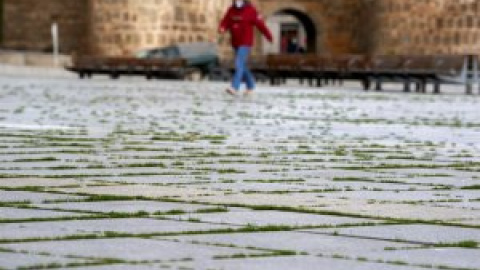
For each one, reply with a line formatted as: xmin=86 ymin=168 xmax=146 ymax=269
xmin=219 ymin=8 xmax=232 ymax=33
xmin=253 ymin=11 xmax=273 ymax=42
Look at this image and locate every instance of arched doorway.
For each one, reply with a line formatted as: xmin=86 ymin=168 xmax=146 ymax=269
xmin=264 ymin=9 xmax=317 ymax=54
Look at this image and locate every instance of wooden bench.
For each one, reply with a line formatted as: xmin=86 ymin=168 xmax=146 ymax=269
xmin=69 ymin=53 xmax=478 ymax=95
xmin=67 ymin=56 xmax=188 ymax=80
xmin=266 ymin=55 xmax=303 ymax=85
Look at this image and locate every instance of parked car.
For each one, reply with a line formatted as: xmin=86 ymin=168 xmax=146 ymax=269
xmin=136 ymin=42 xmax=220 ymax=80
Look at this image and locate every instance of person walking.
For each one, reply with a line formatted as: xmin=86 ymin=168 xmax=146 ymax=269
xmin=219 ymin=0 xmax=273 ymax=96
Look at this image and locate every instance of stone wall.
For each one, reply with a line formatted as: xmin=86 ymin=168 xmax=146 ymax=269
xmin=87 ymin=0 xmax=231 ymax=56
xmin=87 ymin=0 xmax=367 ymax=57
xmin=1 ymin=0 xmax=365 ymax=57
xmin=7 ymin=0 xmax=480 ymax=58
xmin=371 ymin=0 xmax=480 ymax=55
xmin=2 ymin=0 xmax=88 ymax=54
xmin=256 ymin=0 xmax=366 ymax=55
xmin=0 ymin=50 xmax=71 ymax=67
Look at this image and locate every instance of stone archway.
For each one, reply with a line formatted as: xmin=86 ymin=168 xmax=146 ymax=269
xmin=257 ymin=1 xmax=323 ymax=55
xmin=257 ymin=0 xmax=366 ymax=56
xmin=268 ymin=8 xmax=317 ymax=54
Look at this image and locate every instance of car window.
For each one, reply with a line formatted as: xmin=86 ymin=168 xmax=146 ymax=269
xmin=139 ymin=43 xmax=218 ymax=59
xmin=136 ymin=50 xmax=149 ymax=58
xmin=178 ymin=42 xmax=218 ymax=58
xmin=150 ymin=49 xmax=165 ymax=58
xmin=162 ymin=47 xmax=180 ymax=58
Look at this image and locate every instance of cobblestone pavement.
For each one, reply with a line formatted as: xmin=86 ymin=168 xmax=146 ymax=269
xmin=0 ymin=72 xmax=480 ymax=270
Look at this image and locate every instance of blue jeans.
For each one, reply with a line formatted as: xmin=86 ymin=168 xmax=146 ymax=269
xmin=232 ymin=46 xmax=255 ymax=91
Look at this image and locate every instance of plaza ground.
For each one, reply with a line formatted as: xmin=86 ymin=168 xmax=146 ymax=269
xmin=0 ymin=66 xmax=480 ymax=270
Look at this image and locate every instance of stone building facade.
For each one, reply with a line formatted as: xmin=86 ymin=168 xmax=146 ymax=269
xmin=1 ymin=0 xmax=88 ymax=53
xmin=370 ymin=0 xmax=480 ymax=55
xmin=88 ymin=0 xmax=232 ymax=56
xmin=1 ymin=0 xmax=480 ymax=57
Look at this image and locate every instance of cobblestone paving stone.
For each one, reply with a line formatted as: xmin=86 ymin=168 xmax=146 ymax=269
xmin=0 ymin=72 xmax=480 ymax=269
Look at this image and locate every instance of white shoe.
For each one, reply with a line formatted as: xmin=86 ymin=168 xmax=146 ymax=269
xmin=225 ymin=88 xmax=237 ymax=96
xmin=244 ymin=90 xmax=254 ymax=97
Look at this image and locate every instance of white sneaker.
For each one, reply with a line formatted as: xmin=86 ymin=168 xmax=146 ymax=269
xmin=244 ymin=90 xmax=254 ymax=97
xmin=225 ymin=88 xmax=237 ymax=96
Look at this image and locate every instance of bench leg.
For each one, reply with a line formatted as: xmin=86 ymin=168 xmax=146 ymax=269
xmin=421 ymin=80 xmax=427 ymax=93
xmin=308 ymin=78 xmax=313 ymax=87
xmin=270 ymin=76 xmax=275 ymax=86
xmin=362 ymin=78 xmax=370 ymax=91
xmin=466 ymin=83 xmax=473 ymax=95
xmin=433 ymin=82 xmax=441 ymax=94
xmin=415 ymin=82 xmax=422 ymax=92
xmin=403 ymin=80 xmax=411 ymax=92
xmin=375 ymin=80 xmax=382 ymax=91
xmin=416 ymin=83 xmax=425 ymax=93
xmin=316 ymin=78 xmax=322 ymax=87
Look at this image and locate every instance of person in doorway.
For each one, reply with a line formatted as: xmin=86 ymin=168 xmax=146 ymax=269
xmin=219 ymin=0 xmax=273 ymax=96
xmin=287 ymin=38 xmax=300 ymax=54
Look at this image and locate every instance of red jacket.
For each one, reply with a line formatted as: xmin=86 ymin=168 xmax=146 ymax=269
xmin=219 ymin=4 xmax=273 ymax=48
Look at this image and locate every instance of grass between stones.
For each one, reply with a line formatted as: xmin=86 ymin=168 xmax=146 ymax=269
xmin=11 ymin=255 xmax=193 ymax=270
xmin=0 ymin=207 xmax=230 ymax=224
xmin=0 ymin=224 xmax=310 ymax=244
xmin=212 ymin=250 xmax=300 ymax=260
xmin=15 ymin=260 xmax=126 ymax=270
xmin=12 ymin=157 xmax=59 ymax=162
xmin=163 ymin=238 xmax=305 ymax=260
xmin=435 ymin=240 xmax=479 ymax=249
xmin=2 ymin=87 xmax=480 ymax=269
xmin=461 ymin=185 xmax=480 ymax=190
xmin=11 ymin=190 xmax=480 ymax=229
xmin=385 ymin=241 xmax=479 ymax=251
xmin=318 ymin=253 xmax=480 ymax=270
